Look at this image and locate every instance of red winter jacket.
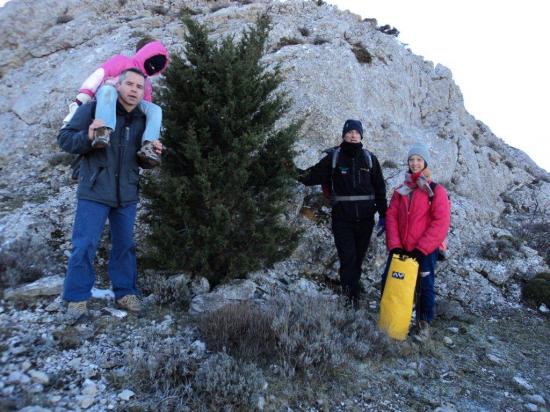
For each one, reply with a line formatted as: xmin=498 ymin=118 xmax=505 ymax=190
xmin=385 ymin=183 xmax=451 ymax=255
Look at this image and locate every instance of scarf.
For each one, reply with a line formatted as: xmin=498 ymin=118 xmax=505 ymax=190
xmin=340 ymin=141 xmax=363 ymax=157
xmin=396 ymin=169 xmax=434 ymax=197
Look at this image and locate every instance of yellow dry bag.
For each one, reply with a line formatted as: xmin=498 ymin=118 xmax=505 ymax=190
xmin=378 ymin=254 xmax=419 ymax=341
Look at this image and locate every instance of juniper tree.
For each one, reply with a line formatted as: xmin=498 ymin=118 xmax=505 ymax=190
xmin=143 ymin=15 xmax=302 ymax=285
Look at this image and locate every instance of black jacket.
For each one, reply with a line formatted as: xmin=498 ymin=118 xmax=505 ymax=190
xmin=299 ymin=142 xmax=387 ymax=221
xmin=58 ymin=101 xmax=150 ymax=208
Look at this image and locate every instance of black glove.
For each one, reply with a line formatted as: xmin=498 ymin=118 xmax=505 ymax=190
xmin=376 ymin=217 xmax=386 ymax=237
xmin=409 ymin=248 xmax=425 ymax=262
xmin=390 ymin=248 xmax=405 ymax=256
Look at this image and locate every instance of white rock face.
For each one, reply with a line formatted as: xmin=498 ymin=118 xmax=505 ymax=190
xmin=4 ymin=276 xmax=64 ymax=301
xmin=0 ymin=0 xmax=548 ymax=311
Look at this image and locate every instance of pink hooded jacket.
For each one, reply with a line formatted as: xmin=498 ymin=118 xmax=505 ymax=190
xmin=78 ymin=41 xmax=169 ymax=102
xmin=385 ymin=183 xmax=451 ymax=256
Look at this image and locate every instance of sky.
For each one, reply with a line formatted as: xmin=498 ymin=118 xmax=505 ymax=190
xmin=325 ymin=0 xmax=550 ymax=172
xmin=1 ymin=0 xmax=548 ymax=171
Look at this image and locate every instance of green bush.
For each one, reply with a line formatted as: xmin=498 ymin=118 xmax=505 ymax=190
xmin=523 ymin=273 xmax=550 ymax=306
xmin=143 ymin=15 xmax=302 ymax=286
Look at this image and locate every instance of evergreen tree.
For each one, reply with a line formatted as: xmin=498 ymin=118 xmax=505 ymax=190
xmin=142 ymin=15 xmax=302 ymax=285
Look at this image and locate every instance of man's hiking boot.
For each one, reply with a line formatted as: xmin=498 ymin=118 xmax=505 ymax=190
xmin=92 ymin=127 xmax=111 ymax=149
xmin=116 ymin=294 xmax=142 ymax=314
xmin=65 ymin=300 xmax=88 ymax=324
xmin=412 ymin=320 xmax=431 ymax=343
xmin=137 ymin=141 xmax=161 ymax=167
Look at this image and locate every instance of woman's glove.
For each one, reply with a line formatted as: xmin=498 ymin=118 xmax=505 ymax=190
xmin=390 ymin=248 xmax=405 ymax=256
xmin=409 ymin=249 xmax=426 ymax=262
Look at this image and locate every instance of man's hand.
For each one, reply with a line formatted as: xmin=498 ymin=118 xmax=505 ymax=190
xmin=88 ymin=119 xmax=106 ymax=141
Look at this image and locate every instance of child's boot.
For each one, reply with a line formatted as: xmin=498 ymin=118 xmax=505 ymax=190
xmin=137 ymin=141 xmax=161 ymax=167
xmin=92 ymin=127 xmax=111 ymax=149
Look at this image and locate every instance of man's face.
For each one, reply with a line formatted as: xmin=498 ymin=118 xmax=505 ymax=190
xmin=343 ymin=129 xmax=361 ymax=143
xmin=116 ymin=72 xmax=145 ymax=110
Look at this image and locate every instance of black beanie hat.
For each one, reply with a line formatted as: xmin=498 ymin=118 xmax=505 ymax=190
xmin=342 ymin=119 xmax=363 ymax=139
xmin=144 ymin=55 xmax=167 ymax=76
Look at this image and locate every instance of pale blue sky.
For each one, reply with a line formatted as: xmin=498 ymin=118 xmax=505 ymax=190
xmin=327 ymin=0 xmax=550 ymax=172
xmin=2 ymin=0 xmax=548 ymax=171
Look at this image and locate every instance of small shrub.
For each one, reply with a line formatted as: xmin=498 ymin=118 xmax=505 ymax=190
xmin=351 ymin=42 xmax=372 ymax=64
xmin=479 ymin=237 xmax=521 ymax=261
xmin=269 ymin=294 xmax=393 ymax=377
xmin=195 ymin=294 xmax=394 ymax=379
xmin=180 ymin=6 xmax=200 ymax=16
xmin=515 ymin=222 xmax=550 ymax=265
xmin=192 ymin=353 xmax=266 ymax=411
xmin=118 ymin=0 xmax=127 ymax=7
xmin=275 ymin=36 xmax=304 ymax=50
xmin=382 ymin=160 xmax=399 ymax=169
xmin=56 ymin=15 xmax=73 ymax=25
xmin=126 ymin=330 xmax=197 ymax=394
xmin=504 ymin=160 xmax=514 ymax=169
xmin=149 ymin=5 xmax=168 ymax=15
xmin=299 ymin=27 xmax=310 ymax=37
xmin=149 ymin=274 xmax=191 ymax=308
xmin=314 ymin=0 xmax=326 ymax=5
xmin=312 ymin=36 xmax=329 ymax=45
xmin=522 ymin=273 xmax=550 ymax=306
xmin=0 ymin=236 xmax=50 ymax=289
xmin=210 ymin=3 xmax=230 ymax=12
xmin=198 ymin=302 xmax=277 ymax=364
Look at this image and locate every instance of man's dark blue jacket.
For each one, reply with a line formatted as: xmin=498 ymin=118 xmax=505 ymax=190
xmin=58 ymin=101 xmax=150 ymax=208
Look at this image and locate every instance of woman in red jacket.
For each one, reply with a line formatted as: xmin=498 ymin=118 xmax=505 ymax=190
xmin=384 ymin=141 xmax=451 ymax=340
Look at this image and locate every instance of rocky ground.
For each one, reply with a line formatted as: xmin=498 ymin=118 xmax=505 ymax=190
xmin=1 ymin=276 xmax=548 ymax=412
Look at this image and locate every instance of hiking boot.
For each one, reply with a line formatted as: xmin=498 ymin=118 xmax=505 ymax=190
xmin=65 ymin=300 xmax=88 ymax=324
xmin=412 ymin=320 xmax=431 ymax=343
xmin=137 ymin=141 xmax=161 ymax=167
xmin=116 ymin=294 xmax=142 ymax=313
xmin=91 ymin=127 xmax=111 ymax=149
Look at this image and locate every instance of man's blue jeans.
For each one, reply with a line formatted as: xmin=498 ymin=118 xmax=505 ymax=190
xmin=63 ymin=199 xmax=139 ymax=302
xmin=95 ymin=84 xmax=162 ymax=143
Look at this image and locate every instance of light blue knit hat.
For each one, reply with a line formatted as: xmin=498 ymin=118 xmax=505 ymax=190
xmin=407 ymin=141 xmax=431 ymax=165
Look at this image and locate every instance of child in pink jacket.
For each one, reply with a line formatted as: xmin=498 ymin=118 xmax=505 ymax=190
xmin=64 ymin=38 xmax=169 ymax=166
xmin=384 ymin=141 xmax=451 ymax=341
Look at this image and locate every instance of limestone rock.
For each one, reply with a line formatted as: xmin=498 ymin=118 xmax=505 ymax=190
xmin=28 ymin=370 xmax=50 ymax=385
xmin=190 ymin=279 xmax=257 ymax=314
xmin=4 ymin=276 xmax=64 ymax=301
xmin=118 ymin=389 xmax=135 ymax=401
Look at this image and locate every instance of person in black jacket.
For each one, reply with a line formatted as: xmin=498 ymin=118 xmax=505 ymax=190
xmin=58 ymin=68 xmax=163 ymax=322
xmin=298 ymin=119 xmax=387 ymax=305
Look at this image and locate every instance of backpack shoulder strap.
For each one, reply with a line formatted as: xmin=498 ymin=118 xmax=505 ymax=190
xmin=362 ymin=149 xmax=373 ymax=169
xmin=428 ymin=181 xmax=438 ymax=201
xmin=331 ymin=147 xmax=340 ymax=170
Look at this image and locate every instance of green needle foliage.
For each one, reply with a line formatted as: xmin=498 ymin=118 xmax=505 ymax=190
xmin=143 ymin=15 xmax=302 ymax=285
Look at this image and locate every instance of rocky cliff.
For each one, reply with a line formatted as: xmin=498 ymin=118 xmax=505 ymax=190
xmin=1 ymin=0 xmax=549 ymax=308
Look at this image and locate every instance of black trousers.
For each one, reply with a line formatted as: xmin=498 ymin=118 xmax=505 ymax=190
xmin=332 ymin=216 xmax=375 ymax=300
